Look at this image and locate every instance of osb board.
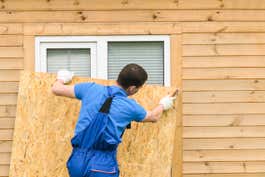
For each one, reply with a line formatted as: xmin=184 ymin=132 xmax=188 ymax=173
xmin=9 ymin=72 xmax=177 ymax=177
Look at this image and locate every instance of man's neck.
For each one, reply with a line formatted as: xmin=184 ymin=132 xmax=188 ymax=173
xmin=114 ymin=81 xmax=129 ymax=95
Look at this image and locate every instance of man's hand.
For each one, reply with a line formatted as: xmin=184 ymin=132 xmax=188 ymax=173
xmin=159 ymin=95 xmax=176 ymax=110
xmin=57 ymin=69 xmax=74 ymax=84
xmin=143 ymin=90 xmax=178 ymax=122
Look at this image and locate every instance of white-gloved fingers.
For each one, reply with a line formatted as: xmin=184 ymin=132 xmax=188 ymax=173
xmin=159 ymin=95 xmax=175 ymax=110
xmin=170 ymin=96 xmax=177 ymax=101
xmin=57 ymin=69 xmax=74 ymax=83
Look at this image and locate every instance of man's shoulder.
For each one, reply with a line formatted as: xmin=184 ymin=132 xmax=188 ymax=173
xmin=79 ymin=82 xmax=104 ymax=88
xmin=124 ymin=98 xmax=143 ymax=109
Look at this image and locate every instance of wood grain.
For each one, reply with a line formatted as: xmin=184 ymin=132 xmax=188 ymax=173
xmin=9 ymin=72 xmax=177 ymax=177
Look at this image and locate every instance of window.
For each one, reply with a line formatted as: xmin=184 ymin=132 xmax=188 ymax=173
xmin=47 ymin=49 xmax=91 ymax=77
xmin=35 ymin=36 xmax=170 ymax=86
xmin=108 ymin=42 xmax=164 ymax=85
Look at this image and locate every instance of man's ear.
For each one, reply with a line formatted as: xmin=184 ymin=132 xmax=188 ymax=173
xmin=126 ymin=85 xmax=137 ymax=95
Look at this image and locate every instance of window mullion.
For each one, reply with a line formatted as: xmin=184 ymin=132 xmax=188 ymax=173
xmin=90 ymin=44 xmax=97 ymax=78
xmin=96 ymin=38 xmax=108 ymax=79
xmin=164 ymin=38 xmax=171 ymax=86
xmin=42 ymin=46 xmax=48 ymax=72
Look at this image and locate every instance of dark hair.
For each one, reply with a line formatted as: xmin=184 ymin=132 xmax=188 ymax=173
xmin=117 ymin=63 xmax=148 ymax=89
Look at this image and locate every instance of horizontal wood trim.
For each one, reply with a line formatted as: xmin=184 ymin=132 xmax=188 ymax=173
xmin=0 ymin=118 xmax=15 ymax=129
xmin=183 ymin=22 xmax=265 ymax=33
xmin=3 ymin=10 xmax=265 ymax=23
xmin=184 ymin=162 xmax=265 ymax=174
xmin=0 ymin=82 xmax=19 ymax=93
xmin=183 ymin=33 xmax=265 ymax=44
xmin=0 ymin=105 xmax=16 ymax=117
xmin=183 ymin=44 xmax=265 ymax=56
xmin=183 ymin=56 xmax=265 ymax=68
xmin=0 ymin=129 xmax=13 ymax=140
xmin=27 ymin=22 xmax=265 ymax=35
xmin=0 ymin=94 xmax=17 ymax=105
xmin=0 ymin=153 xmax=10 ymax=165
xmin=184 ymin=149 xmax=265 ymax=161
xmin=0 ymin=70 xmax=21 ymax=82
xmin=5 ymin=0 xmax=265 ymax=10
xmin=0 ymin=35 xmax=23 ymax=46
xmin=183 ymin=68 xmax=265 ymax=79
xmin=24 ymin=22 xmax=181 ymax=35
xmin=183 ymin=115 xmax=265 ymax=127
xmin=0 ymin=10 xmax=209 ymax=23
xmin=184 ymin=103 xmax=265 ymax=114
xmin=0 ymin=59 xmax=23 ymax=69
xmin=0 ymin=0 xmax=213 ymax=10
xmin=184 ymin=174 xmax=265 ymax=177
xmin=183 ymin=126 xmax=265 ymax=138
xmin=183 ymin=79 xmax=265 ymax=91
xmin=0 ymin=141 xmax=12 ymax=152
xmin=4 ymin=0 xmax=265 ymax=10
xmin=184 ymin=138 xmax=265 ymax=150
xmin=0 ymin=24 xmax=22 ymax=35
xmin=0 ymin=165 xmax=9 ymax=176
xmin=0 ymin=47 xmax=23 ymax=58
xmin=183 ymin=91 xmax=265 ymax=103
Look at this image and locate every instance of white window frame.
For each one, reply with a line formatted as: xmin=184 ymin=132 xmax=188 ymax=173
xmin=35 ymin=35 xmax=171 ymax=86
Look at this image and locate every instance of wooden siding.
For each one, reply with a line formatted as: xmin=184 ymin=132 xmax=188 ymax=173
xmin=182 ymin=20 xmax=265 ymax=177
xmin=1 ymin=1 xmax=265 ymax=177
xmin=0 ymin=23 xmax=22 ymax=177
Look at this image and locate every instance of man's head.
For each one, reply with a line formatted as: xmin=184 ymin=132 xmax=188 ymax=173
xmin=117 ymin=63 xmax=148 ymax=96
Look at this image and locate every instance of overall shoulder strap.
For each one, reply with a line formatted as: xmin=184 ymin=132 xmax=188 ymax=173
xmin=100 ymin=86 xmax=131 ymax=137
xmin=99 ymin=86 xmax=113 ymax=113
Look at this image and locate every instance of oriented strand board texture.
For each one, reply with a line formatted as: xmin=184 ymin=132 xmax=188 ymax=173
xmin=9 ymin=72 xmax=177 ymax=177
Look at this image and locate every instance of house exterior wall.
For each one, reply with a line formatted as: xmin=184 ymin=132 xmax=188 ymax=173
xmin=1 ymin=1 xmax=265 ymax=176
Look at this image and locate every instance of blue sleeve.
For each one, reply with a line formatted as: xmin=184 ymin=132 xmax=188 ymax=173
xmin=132 ymin=101 xmax=147 ymax=122
xmin=74 ymin=82 xmax=95 ymax=100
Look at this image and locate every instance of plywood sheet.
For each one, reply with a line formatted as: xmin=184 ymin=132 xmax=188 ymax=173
xmin=9 ymin=71 xmax=177 ymax=177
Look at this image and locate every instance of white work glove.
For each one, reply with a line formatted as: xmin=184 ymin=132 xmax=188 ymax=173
xmin=159 ymin=95 xmax=176 ymax=110
xmin=57 ymin=69 xmax=74 ymax=84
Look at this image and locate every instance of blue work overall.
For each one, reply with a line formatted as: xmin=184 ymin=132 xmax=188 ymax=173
xmin=67 ymin=87 xmax=122 ymax=177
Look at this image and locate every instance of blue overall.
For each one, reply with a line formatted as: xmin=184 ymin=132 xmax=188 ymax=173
xmin=67 ymin=87 xmax=121 ymax=177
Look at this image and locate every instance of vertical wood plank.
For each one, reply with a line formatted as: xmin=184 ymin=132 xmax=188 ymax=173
xmin=170 ymin=34 xmax=183 ymax=177
xmin=23 ymin=35 xmax=35 ymax=71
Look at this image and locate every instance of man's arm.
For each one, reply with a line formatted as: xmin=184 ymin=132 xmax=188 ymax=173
xmin=142 ymin=94 xmax=177 ymax=122
xmin=142 ymin=105 xmax=164 ymax=122
xmin=51 ymin=80 xmax=75 ymax=98
xmin=51 ymin=69 xmax=75 ymax=98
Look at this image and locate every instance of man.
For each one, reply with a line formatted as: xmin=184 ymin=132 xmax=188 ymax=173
xmin=52 ymin=63 xmax=176 ymax=177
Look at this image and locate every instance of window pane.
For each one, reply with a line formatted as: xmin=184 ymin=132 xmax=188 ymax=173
xmin=47 ymin=48 xmax=91 ymax=77
xmin=108 ymin=42 xmax=164 ymax=85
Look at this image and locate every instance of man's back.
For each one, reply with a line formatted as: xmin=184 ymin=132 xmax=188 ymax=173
xmin=74 ymin=83 xmax=146 ymax=137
